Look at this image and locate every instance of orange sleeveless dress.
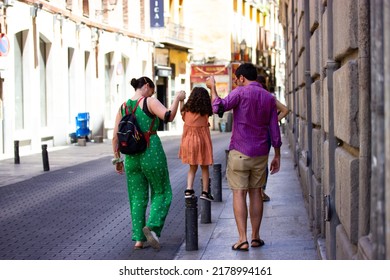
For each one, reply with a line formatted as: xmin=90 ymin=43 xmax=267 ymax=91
xmin=179 ymin=112 xmax=213 ymax=165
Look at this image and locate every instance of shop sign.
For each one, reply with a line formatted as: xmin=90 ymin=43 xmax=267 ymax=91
xmin=150 ymin=0 xmax=164 ymax=27
xmin=155 ymin=66 xmax=172 ymax=77
xmin=190 ymin=65 xmax=228 ymax=83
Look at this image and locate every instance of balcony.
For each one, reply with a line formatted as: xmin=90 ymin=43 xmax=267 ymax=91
xmin=152 ymin=21 xmax=193 ymax=50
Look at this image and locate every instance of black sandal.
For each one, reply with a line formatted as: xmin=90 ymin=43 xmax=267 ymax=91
xmin=232 ymin=241 xmax=249 ymax=251
xmin=184 ymin=189 xmax=195 ymax=198
xmin=251 ymin=239 xmax=265 ymax=247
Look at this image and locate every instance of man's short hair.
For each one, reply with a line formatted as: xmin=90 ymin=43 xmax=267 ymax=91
xmin=235 ymin=63 xmax=257 ymax=81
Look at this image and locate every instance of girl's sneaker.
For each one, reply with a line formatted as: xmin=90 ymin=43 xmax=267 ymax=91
xmin=200 ymin=191 xmax=214 ymax=202
xmin=184 ymin=189 xmax=195 ymax=198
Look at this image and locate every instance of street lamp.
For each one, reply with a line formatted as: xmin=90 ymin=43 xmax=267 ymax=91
xmin=240 ymin=40 xmax=246 ymax=61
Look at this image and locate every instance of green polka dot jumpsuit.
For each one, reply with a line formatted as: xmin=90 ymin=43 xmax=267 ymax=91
xmin=122 ymin=99 xmax=172 ymax=242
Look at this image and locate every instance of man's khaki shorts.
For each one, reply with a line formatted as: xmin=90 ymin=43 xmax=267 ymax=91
xmin=226 ymin=150 xmax=268 ymax=190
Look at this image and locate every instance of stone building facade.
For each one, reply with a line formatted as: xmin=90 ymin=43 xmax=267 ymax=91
xmin=279 ymin=0 xmax=389 ymax=259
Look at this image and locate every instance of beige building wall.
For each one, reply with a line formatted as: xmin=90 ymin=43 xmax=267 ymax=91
xmin=0 ymin=0 xmax=154 ymax=158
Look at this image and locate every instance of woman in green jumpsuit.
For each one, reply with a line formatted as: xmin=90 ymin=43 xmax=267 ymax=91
xmin=112 ymin=76 xmax=186 ymax=250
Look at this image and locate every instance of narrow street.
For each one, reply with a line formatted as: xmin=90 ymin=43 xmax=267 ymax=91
xmin=0 ymin=132 xmax=232 ymax=260
xmin=0 ymin=131 xmax=318 ymax=260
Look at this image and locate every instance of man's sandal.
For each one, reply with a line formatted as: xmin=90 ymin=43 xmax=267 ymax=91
xmin=232 ymin=241 xmax=249 ymax=251
xmin=251 ymin=239 xmax=265 ymax=247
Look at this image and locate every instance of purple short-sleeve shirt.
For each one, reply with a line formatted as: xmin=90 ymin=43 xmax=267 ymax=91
xmin=212 ymin=82 xmax=282 ymax=157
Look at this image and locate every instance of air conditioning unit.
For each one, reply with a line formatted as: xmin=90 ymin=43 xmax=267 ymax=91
xmin=3 ymin=0 xmax=15 ymax=7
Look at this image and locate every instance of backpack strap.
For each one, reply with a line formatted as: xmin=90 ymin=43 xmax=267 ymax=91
xmin=120 ymin=102 xmax=127 ymax=116
xmin=144 ymin=120 xmax=156 ymax=147
xmin=143 ymin=97 xmax=157 ymax=147
xmin=121 ymin=97 xmax=145 ymax=116
xmin=131 ymin=97 xmax=145 ymax=114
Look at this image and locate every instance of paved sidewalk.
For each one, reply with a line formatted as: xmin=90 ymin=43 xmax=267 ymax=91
xmin=174 ymin=136 xmax=319 ymax=260
xmin=0 ymin=141 xmax=113 ymax=187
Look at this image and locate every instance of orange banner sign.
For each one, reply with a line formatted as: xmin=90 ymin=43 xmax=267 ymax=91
xmin=190 ymin=65 xmax=228 ymax=82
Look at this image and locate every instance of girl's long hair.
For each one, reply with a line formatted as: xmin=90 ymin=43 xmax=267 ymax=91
xmin=181 ymin=87 xmax=213 ymax=116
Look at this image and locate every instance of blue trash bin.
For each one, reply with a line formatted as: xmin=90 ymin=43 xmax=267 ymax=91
xmin=220 ymin=122 xmax=226 ymax=132
xmin=75 ymin=112 xmax=90 ymax=138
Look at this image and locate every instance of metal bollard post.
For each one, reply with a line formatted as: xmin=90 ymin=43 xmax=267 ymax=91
xmin=185 ymin=196 xmax=198 ymax=251
xmin=212 ymin=164 xmax=222 ymax=202
xmin=200 ymin=178 xmax=211 ymax=224
xmin=14 ymin=140 xmax=20 ymax=164
xmin=41 ymin=144 xmax=50 ymax=171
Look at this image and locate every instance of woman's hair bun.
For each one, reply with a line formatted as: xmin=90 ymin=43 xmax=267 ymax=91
xmin=130 ymin=78 xmax=138 ymax=89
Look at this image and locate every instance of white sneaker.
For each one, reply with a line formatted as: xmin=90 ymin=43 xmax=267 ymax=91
xmin=142 ymin=226 xmax=160 ymax=250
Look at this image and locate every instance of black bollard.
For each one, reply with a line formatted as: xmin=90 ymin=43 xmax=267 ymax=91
xmin=200 ymin=178 xmax=211 ymax=224
xmin=41 ymin=144 xmax=50 ymax=171
xmin=185 ymin=196 xmax=198 ymax=251
xmin=14 ymin=140 xmax=20 ymax=164
xmin=212 ymin=164 xmax=222 ymax=202
xmin=200 ymin=199 xmax=211 ymax=224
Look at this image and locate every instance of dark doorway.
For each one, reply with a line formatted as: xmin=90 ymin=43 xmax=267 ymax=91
xmin=156 ymin=77 xmax=168 ymax=131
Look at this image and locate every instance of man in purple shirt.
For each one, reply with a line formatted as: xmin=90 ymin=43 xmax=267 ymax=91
xmin=206 ymin=63 xmax=281 ymax=251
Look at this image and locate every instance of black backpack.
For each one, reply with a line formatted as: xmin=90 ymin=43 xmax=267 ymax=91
xmin=117 ymin=97 xmax=155 ymax=155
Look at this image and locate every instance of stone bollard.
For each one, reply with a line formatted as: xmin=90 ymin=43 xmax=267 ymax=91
xmin=212 ymin=164 xmax=222 ymax=202
xmin=185 ymin=196 xmax=198 ymax=251
xmin=78 ymin=138 xmax=86 ymax=146
xmin=200 ymin=178 xmax=211 ymax=224
xmin=93 ymin=136 xmax=103 ymax=143
xmin=14 ymin=140 xmax=20 ymax=164
xmin=42 ymin=144 xmax=50 ymax=171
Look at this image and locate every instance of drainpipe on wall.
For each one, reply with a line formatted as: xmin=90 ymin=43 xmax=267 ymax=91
xmin=326 ymin=0 xmax=340 ymax=260
xmin=357 ymin=0 xmax=371 ymax=242
xmin=304 ymin=0 xmax=314 ymax=223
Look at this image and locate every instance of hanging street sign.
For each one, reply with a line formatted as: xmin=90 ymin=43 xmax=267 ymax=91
xmin=150 ymin=0 xmax=164 ymax=28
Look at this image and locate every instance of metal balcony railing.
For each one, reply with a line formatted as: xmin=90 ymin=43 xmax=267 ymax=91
xmin=154 ymin=21 xmax=193 ymax=49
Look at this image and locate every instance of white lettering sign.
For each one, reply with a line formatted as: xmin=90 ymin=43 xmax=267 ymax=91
xmin=150 ymin=0 xmax=164 ymax=27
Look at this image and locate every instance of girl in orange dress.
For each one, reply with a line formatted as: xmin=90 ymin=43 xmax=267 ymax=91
xmin=179 ymin=87 xmax=214 ymax=201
